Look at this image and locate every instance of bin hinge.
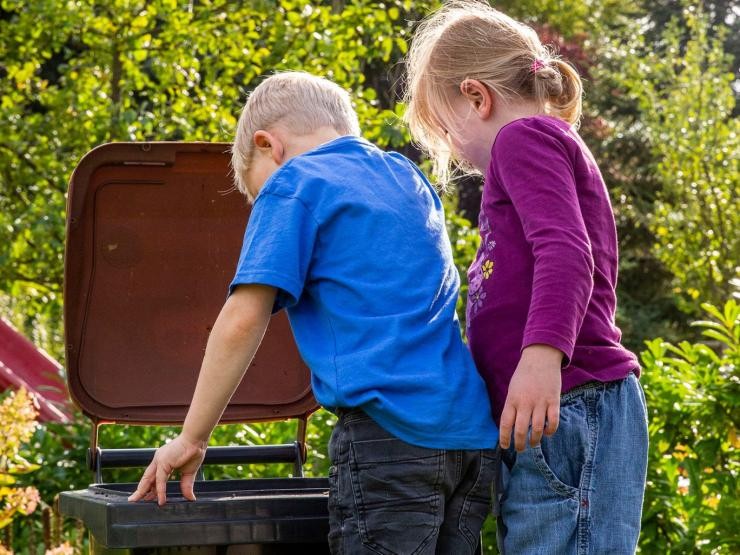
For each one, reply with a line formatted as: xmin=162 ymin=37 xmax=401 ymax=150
xmin=86 ymin=420 xmax=103 ymax=483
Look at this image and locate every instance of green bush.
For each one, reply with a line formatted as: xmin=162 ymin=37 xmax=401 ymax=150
xmin=0 ymin=389 xmax=41 ymax=530
xmin=639 ymin=298 xmax=739 ymax=553
xmin=617 ymin=6 xmax=739 ymax=312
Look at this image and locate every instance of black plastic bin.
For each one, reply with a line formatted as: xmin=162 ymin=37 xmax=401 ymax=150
xmin=58 ymin=143 xmax=329 ymax=553
xmin=60 ymin=478 xmax=330 ymax=553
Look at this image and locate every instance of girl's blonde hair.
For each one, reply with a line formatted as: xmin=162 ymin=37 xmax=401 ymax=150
xmin=231 ymin=71 xmax=360 ymax=196
xmin=404 ymin=0 xmax=583 ymax=184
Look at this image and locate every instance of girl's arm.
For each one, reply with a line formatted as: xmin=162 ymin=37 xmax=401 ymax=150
xmin=501 ymin=344 xmax=563 ymax=452
xmin=493 ymin=121 xmax=595 ymax=451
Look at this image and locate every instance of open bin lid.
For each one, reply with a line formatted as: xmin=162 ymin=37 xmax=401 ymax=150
xmin=64 ymin=142 xmax=317 ymax=425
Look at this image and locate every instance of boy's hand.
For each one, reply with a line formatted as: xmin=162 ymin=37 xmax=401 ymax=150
xmin=127 ymin=434 xmax=207 ymax=506
xmin=499 ymin=344 xmax=563 ymax=452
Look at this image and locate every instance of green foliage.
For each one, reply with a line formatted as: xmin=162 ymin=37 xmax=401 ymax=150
xmin=616 ymin=5 xmax=739 ymax=311
xmin=639 ymin=298 xmax=739 ymax=553
xmin=1 ymin=1 xmax=737 ymax=552
xmin=0 ymin=389 xmax=41 ymax=530
xmin=0 ymin=0 xmax=435 ymax=359
xmin=580 ymin=11 xmax=682 ymax=350
xmin=11 ymin=416 xmax=90 ymax=552
xmin=493 ymin=0 xmax=640 ymax=39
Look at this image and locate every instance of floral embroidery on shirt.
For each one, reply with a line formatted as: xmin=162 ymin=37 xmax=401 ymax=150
xmin=469 ymin=287 xmax=487 ymax=313
xmin=482 ymin=259 xmax=494 ymax=279
xmin=479 ymin=213 xmax=496 ymax=253
xmin=469 ymin=267 xmax=483 ymax=294
xmin=466 ymin=212 xmax=497 ymax=329
xmin=466 ymin=257 xmax=483 ymax=330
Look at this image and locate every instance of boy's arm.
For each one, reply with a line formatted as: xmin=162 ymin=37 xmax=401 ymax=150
xmin=128 ymin=284 xmax=276 ymax=505
xmin=181 ymin=284 xmax=275 ymax=443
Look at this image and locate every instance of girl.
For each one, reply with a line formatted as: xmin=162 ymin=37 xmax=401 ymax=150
xmin=404 ymin=2 xmax=649 ymax=553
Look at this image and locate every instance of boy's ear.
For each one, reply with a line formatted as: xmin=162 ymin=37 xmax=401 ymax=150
xmin=253 ymin=130 xmax=285 ymax=164
xmin=460 ymin=79 xmax=493 ymax=119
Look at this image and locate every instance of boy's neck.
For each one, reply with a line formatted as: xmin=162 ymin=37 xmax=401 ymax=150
xmin=277 ymin=126 xmax=345 ymax=161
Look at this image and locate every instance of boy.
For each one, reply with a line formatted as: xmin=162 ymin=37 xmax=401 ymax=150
xmin=128 ymin=72 xmax=498 ymax=554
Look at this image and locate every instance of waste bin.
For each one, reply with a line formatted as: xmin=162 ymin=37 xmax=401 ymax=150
xmin=58 ymin=142 xmax=330 ymax=553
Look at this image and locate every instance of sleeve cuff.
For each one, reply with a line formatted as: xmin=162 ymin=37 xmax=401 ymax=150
xmin=229 ymin=270 xmax=303 ymax=312
xmin=522 ymin=329 xmax=574 ymax=367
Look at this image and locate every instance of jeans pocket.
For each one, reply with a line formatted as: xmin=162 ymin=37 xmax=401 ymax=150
xmin=531 ymin=396 xmax=591 ymax=499
xmin=349 ymin=437 xmax=444 ymax=555
xmin=531 ymin=445 xmax=579 ymax=498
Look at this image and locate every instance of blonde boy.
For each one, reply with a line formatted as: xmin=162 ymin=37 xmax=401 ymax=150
xmin=129 ymin=72 xmax=498 ymax=554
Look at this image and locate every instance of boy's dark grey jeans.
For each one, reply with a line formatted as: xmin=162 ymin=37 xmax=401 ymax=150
xmin=327 ymin=408 xmax=496 ymax=554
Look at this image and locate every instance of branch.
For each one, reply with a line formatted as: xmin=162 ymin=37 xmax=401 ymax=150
xmin=0 ymin=143 xmax=65 ymax=193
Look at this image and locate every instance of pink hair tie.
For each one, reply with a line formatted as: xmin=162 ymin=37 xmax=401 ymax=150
xmin=530 ymin=58 xmax=547 ymax=74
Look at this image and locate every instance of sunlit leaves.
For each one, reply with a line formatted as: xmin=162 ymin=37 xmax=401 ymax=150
xmin=616 ymin=5 xmax=739 ymax=311
xmin=0 ymin=0 xmax=437 ymax=358
xmin=640 ymin=298 xmax=739 ymax=553
xmin=0 ymin=388 xmax=42 ymax=530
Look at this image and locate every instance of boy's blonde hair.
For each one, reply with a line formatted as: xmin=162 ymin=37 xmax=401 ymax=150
xmin=404 ymin=1 xmax=583 ymax=184
xmin=231 ymin=71 xmax=360 ymax=196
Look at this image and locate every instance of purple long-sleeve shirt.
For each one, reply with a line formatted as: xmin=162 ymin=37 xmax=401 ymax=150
xmin=466 ymin=115 xmax=639 ymax=423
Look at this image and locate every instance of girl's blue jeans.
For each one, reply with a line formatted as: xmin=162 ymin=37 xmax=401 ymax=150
xmin=496 ymin=373 xmax=649 ymax=554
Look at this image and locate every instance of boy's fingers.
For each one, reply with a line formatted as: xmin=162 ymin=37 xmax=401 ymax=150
xmin=127 ymin=483 xmax=147 ymax=502
xmin=128 ymin=463 xmax=156 ymax=501
xmin=513 ymin=408 xmax=530 ymax=452
xmin=156 ymin=465 xmax=170 ymax=506
xmin=180 ymin=472 xmax=197 ymax=501
xmin=499 ymin=404 xmax=516 ymax=449
xmin=545 ymin=402 xmax=560 ymax=436
xmin=529 ymin=406 xmax=546 ymax=447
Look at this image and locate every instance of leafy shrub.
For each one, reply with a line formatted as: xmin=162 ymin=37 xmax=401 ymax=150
xmin=617 ymin=7 xmax=739 ymax=312
xmin=0 ymin=389 xmax=41 ymax=531
xmin=639 ymin=299 xmax=739 ymax=553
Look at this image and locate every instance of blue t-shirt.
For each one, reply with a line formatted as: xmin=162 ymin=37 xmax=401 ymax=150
xmin=230 ymin=136 xmax=497 ymax=449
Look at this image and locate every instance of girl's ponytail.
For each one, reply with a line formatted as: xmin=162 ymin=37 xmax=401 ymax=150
xmin=533 ymin=58 xmax=583 ymax=126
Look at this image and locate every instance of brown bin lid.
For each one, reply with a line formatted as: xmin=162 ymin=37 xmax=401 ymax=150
xmin=64 ymin=142 xmax=318 ymax=425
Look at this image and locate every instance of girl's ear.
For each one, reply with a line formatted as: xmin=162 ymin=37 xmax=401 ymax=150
xmin=460 ymin=79 xmax=493 ymax=119
xmin=253 ymin=130 xmax=285 ymax=164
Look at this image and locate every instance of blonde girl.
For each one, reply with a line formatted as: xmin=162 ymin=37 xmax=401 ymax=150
xmin=405 ymin=2 xmax=648 ymax=553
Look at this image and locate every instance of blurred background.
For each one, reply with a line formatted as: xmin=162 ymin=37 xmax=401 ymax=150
xmin=0 ymin=1 xmax=737 ymax=552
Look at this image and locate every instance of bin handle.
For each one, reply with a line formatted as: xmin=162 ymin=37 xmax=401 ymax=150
xmin=87 ymin=415 xmax=310 ymax=483
xmin=89 ymin=443 xmax=305 ymax=483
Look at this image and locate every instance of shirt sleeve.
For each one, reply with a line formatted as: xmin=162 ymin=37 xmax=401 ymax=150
xmin=229 ymin=192 xmax=318 ymax=312
xmin=492 ymin=122 xmax=595 ymax=364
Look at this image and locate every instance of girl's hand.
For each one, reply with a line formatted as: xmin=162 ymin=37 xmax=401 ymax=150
xmin=127 ymin=434 xmax=207 ymax=506
xmin=499 ymin=344 xmax=563 ymax=452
